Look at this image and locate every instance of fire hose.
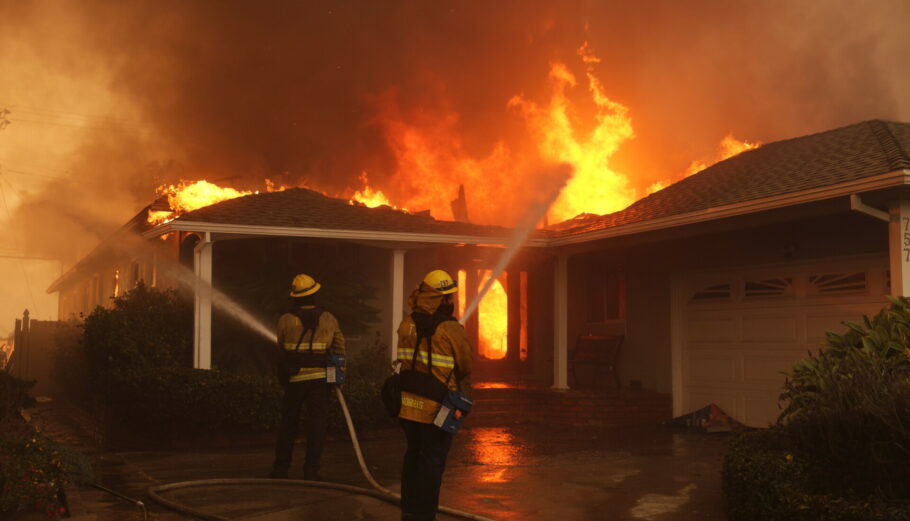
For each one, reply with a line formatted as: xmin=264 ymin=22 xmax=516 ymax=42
xmin=147 ymin=386 xmax=496 ymax=521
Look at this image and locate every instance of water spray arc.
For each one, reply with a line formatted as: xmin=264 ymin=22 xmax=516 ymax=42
xmin=460 ymin=165 xmax=570 ymax=325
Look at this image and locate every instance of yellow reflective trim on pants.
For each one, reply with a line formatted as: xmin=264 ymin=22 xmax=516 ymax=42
xmin=288 ymin=368 xmax=327 ymax=382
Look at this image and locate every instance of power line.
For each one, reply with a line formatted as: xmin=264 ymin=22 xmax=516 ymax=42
xmin=3 ymin=103 xmax=144 ymax=128
xmin=0 ymin=170 xmax=38 ymax=314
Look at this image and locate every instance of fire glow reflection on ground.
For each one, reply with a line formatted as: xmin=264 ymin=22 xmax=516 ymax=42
xmin=470 ymin=427 xmax=520 ymax=483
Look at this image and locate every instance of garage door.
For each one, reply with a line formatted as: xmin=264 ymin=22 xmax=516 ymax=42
xmin=674 ymin=256 xmax=889 ymax=427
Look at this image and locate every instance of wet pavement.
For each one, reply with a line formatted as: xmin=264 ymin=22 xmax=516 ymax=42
xmin=31 ymin=399 xmax=730 ymax=521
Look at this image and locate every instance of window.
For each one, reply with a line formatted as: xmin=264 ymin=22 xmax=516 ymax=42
xmin=585 ymin=266 xmax=624 ymax=322
xmin=691 ymin=283 xmax=732 ymax=301
xmin=808 ymin=272 xmax=867 ymax=295
xmin=744 ymin=278 xmax=793 ymax=299
xmin=130 ymin=262 xmax=140 ymax=288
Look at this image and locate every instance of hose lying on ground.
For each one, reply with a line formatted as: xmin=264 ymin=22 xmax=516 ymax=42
xmin=148 ymin=386 xmax=496 ymax=521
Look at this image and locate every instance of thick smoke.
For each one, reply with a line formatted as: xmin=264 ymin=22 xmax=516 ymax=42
xmin=1 ymin=0 xmax=909 ymax=261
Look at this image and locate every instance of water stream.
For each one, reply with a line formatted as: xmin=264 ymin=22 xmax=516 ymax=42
xmin=460 ymin=165 xmax=569 ymax=324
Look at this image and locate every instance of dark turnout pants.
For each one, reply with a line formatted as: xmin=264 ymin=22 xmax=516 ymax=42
xmin=273 ymin=379 xmax=329 ymax=477
xmin=399 ymin=418 xmax=454 ymax=521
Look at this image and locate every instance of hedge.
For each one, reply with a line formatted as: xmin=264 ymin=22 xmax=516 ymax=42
xmin=99 ymin=346 xmax=394 ymax=442
xmin=724 ymin=427 xmax=910 ymax=521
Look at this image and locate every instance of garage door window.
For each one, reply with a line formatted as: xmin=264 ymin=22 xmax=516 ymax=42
xmin=808 ymin=272 xmax=867 ymax=296
xmin=691 ymin=282 xmax=732 ymax=302
xmin=744 ymin=278 xmax=794 ymax=299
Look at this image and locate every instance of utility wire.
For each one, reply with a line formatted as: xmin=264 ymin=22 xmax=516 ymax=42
xmin=0 ymin=165 xmax=39 ymax=314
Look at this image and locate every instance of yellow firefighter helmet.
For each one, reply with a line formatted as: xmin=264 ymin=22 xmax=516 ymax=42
xmin=423 ymin=269 xmax=458 ymax=294
xmin=290 ymin=273 xmax=321 ymax=297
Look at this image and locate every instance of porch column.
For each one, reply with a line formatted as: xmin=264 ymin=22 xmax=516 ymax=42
xmin=889 ymin=199 xmax=910 ymax=296
xmin=391 ymin=249 xmax=406 ymax=361
xmin=507 ymin=269 xmax=521 ymax=368
xmin=193 ymin=232 xmax=213 ymax=369
xmin=553 ymin=253 xmax=569 ymax=390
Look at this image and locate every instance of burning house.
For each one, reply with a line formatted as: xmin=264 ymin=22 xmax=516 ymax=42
xmin=47 ymin=119 xmax=910 ymax=428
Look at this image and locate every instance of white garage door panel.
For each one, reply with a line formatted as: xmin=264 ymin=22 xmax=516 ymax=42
xmin=742 ymin=353 xmax=804 ymax=383
xmin=805 ymin=310 xmax=878 ymax=343
xmin=743 ymin=392 xmax=782 ymax=427
xmin=686 ymin=355 xmax=738 ymax=383
xmin=741 ymin=315 xmax=799 ymax=342
xmin=687 ymin=317 xmax=737 ymax=342
xmin=677 ymin=256 xmax=888 ymax=428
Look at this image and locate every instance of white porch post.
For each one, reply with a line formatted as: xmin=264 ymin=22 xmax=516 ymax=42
xmin=889 ymin=199 xmax=910 ymax=296
xmin=553 ymin=253 xmax=569 ymax=390
xmin=193 ymin=232 xmax=214 ymax=369
xmin=391 ymin=249 xmax=406 ymax=362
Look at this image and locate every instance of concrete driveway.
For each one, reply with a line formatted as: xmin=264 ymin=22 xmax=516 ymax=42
xmin=38 ymin=399 xmax=729 ymax=521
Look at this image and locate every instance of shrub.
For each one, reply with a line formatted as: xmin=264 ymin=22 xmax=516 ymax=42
xmin=0 ymin=420 xmax=93 ymax=519
xmin=779 ymin=296 xmax=910 ymax=499
xmin=0 ymin=372 xmax=37 ymax=422
xmin=0 ymin=374 xmax=93 ymax=519
xmin=82 ymin=282 xmax=193 ymax=376
xmin=101 ymin=366 xmax=283 ymax=437
xmin=723 ymin=429 xmax=910 ymax=521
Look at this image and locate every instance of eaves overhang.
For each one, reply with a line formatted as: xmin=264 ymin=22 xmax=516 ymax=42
xmin=143 ymin=220 xmax=552 ymax=248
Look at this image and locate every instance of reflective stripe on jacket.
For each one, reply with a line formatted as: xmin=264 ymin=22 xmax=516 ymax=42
xmin=396 ymin=288 xmax=473 ymax=424
xmin=277 ymin=307 xmax=345 ymax=383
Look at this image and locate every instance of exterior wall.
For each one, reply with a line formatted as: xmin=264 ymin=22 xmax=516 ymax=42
xmin=56 ymin=234 xmax=180 ymax=320
xmin=566 ymin=210 xmax=890 ymax=394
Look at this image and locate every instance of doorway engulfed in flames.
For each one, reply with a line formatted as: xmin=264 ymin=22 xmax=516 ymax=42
xmin=458 ymin=269 xmax=528 ymax=362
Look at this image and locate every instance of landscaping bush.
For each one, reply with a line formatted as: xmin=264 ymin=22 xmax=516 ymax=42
xmin=98 ymin=338 xmax=393 ymax=440
xmin=723 ymin=429 xmax=910 ymax=521
xmin=779 ymin=296 xmax=910 ymax=499
xmin=102 ymin=366 xmax=283 ymax=437
xmin=0 ymin=420 xmax=93 ymax=519
xmin=0 ymin=372 xmax=37 ymax=422
xmin=724 ymin=296 xmax=910 ymax=520
xmin=82 ymin=282 xmax=193 ymax=375
xmin=78 ymin=281 xmax=391 ymax=442
xmin=0 ymin=373 xmax=93 ymax=519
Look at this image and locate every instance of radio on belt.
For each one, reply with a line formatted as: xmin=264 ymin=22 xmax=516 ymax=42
xmin=432 ymin=390 xmax=473 ymax=434
xmin=325 ymin=354 xmax=345 ymax=385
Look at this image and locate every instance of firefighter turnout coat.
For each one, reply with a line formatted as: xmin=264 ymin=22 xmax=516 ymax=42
xmin=396 ymin=287 xmax=473 ymax=424
xmin=277 ymin=306 xmax=345 ymax=383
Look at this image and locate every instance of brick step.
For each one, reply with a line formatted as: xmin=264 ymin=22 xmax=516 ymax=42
xmin=463 ymin=385 xmax=672 ymax=426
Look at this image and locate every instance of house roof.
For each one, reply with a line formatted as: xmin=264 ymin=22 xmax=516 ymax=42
xmin=154 ymin=187 xmax=535 ymax=242
xmin=551 ymin=119 xmax=910 ymax=238
xmin=50 ymin=119 xmax=910 ymax=293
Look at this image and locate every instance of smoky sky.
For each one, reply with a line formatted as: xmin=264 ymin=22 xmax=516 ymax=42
xmin=1 ymin=0 xmax=909 ymax=262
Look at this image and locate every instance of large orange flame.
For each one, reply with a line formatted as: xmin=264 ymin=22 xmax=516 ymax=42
xmin=147 ymin=179 xmax=283 ymax=225
xmin=509 ymin=42 xmax=636 ymax=223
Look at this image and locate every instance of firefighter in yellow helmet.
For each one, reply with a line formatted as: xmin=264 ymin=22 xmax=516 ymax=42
xmin=396 ymin=269 xmax=473 ymax=521
xmin=270 ymin=273 xmax=345 ymax=480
